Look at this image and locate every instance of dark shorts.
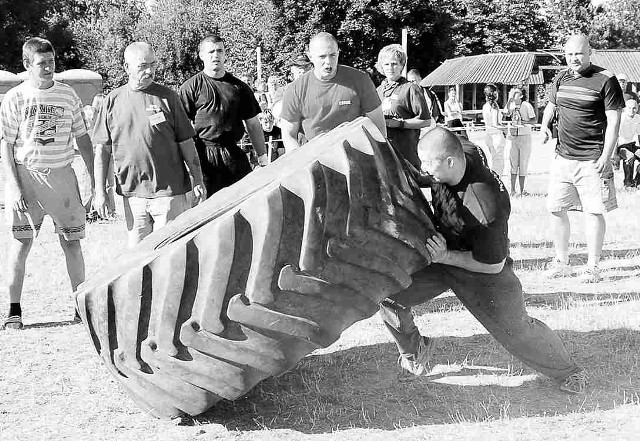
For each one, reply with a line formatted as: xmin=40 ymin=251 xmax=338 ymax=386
xmin=196 ymin=139 xmax=252 ymax=197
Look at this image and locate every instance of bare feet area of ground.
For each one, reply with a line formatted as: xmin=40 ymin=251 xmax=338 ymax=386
xmin=0 ymin=133 xmax=638 ymax=440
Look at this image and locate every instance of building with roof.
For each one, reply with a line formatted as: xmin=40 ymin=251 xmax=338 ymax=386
xmin=420 ymin=49 xmax=640 ymax=121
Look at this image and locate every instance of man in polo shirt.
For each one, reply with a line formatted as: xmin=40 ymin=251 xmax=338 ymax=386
xmin=279 ymin=32 xmax=386 ymax=152
xmin=1 ymin=37 xmax=94 ymax=329
xmin=93 ymin=42 xmax=205 ymax=248
xmin=540 ymin=34 xmax=624 ymax=282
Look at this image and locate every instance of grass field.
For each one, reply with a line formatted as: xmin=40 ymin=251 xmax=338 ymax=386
xmin=0 ymin=133 xmax=639 ymax=440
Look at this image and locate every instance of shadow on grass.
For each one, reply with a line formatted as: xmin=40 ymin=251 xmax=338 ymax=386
xmin=195 ymin=329 xmax=640 ymax=434
xmin=409 ymin=290 xmax=640 ymax=315
xmin=22 ymin=319 xmax=82 ymax=330
xmin=513 ymin=248 xmax=640 ymax=271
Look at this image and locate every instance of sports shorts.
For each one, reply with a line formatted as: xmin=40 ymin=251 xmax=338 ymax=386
xmin=546 ymin=154 xmax=617 ymax=214
xmin=5 ymin=164 xmax=86 ymax=240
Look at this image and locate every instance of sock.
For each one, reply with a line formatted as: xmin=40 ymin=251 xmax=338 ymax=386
xmin=9 ymin=303 xmax=21 ymax=317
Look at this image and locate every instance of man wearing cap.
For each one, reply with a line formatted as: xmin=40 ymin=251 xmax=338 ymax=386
xmin=279 ymin=32 xmax=386 ymax=152
xmin=540 ymin=34 xmax=624 ymax=282
xmin=288 ymin=54 xmax=312 ymax=82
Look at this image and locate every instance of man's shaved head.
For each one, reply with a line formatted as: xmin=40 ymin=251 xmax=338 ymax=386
xmin=564 ymin=34 xmax=591 ymax=73
xmin=308 ymin=32 xmax=339 ymax=51
xmin=418 ymin=127 xmax=464 ymax=161
xmin=417 ymin=128 xmax=466 ymax=185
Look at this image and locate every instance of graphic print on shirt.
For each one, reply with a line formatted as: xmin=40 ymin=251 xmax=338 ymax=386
xmin=24 ymin=104 xmax=65 ymax=145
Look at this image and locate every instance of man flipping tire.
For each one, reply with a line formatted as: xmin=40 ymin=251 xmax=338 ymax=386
xmin=380 ymin=127 xmax=587 ymax=394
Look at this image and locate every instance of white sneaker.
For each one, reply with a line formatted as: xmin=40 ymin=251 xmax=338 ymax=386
xmin=580 ymin=265 xmax=602 ymax=283
xmin=398 ymin=337 xmax=436 ymax=376
xmin=546 ymin=259 xmax=574 ymax=278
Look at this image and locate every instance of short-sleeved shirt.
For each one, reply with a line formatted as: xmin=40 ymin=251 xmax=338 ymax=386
xmin=0 ymin=81 xmax=87 ymax=170
xmin=280 ymin=65 xmax=381 ymax=141
xmin=426 ymin=139 xmax=510 ymax=265
xmin=549 ymin=64 xmax=625 ymax=160
xmin=377 ymin=77 xmax=430 ymax=166
xmin=92 ymin=82 xmax=195 ymax=198
xmin=179 ymin=71 xmax=261 ymax=145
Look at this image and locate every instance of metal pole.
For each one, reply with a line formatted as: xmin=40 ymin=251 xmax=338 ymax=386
xmin=256 ymin=46 xmax=262 ymax=84
xmin=401 ymin=28 xmax=408 ymax=77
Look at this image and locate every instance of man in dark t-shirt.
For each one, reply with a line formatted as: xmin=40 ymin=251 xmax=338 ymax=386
xmin=380 ymin=128 xmax=587 ymax=394
xmin=540 ymin=34 xmax=624 ymax=283
xmin=279 ymin=32 xmax=386 ymax=152
xmin=179 ymin=34 xmax=267 ymax=197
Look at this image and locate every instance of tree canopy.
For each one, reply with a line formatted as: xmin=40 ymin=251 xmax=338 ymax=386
xmin=1 ymin=0 xmax=638 ymax=89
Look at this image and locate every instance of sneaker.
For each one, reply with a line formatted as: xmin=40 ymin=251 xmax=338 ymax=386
xmin=580 ymin=265 xmax=602 ymax=283
xmin=398 ymin=336 xmax=436 ymax=376
xmin=2 ymin=315 xmax=23 ymax=330
xmin=546 ymin=258 xmax=574 ymax=278
xmin=559 ymin=369 xmax=588 ymax=394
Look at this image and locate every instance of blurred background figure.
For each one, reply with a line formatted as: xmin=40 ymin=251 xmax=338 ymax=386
xmin=443 ymin=86 xmax=466 ymax=137
xmin=482 ymin=83 xmax=505 ymax=176
xmin=615 ymin=97 xmax=640 ymax=188
xmin=406 ymin=68 xmax=444 ymax=132
xmin=504 ymin=86 xmax=537 ymax=195
xmin=288 ymin=54 xmax=312 ymax=82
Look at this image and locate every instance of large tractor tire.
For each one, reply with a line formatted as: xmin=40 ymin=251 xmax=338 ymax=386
xmin=75 ymin=117 xmax=437 ymax=419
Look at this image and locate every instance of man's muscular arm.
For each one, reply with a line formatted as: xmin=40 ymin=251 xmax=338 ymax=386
xmin=426 ymin=232 xmax=505 ymax=274
xmin=599 ymin=108 xmax=621 ymax=172
xmin=243 ymin=116 xmax=268 ymax=165
xmin=280 ymin=118 xmax=302 ymax=153
xmin=178 ymin=138 xmax=206 ymax=203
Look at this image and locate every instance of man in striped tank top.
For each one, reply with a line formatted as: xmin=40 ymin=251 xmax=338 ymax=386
xmin=1 ymin=38 xmax=94 ymax=330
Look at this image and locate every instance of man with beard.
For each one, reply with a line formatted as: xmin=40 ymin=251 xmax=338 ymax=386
xmin=92 ymin=42 xmax=205 ymax=248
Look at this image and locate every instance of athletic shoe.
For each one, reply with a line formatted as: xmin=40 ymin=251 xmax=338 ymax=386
xmin=559 ymin=369 xmax=588 ymax=394
xmin=398 ymin=336 xmax=436 ymax=376
xmin=545 ymin=259 xmax=574 ymax=278
xmin=580 ymin=265 xmax=602 ymax=283
xmin=2 ymin=315 xmax=23 ymax=330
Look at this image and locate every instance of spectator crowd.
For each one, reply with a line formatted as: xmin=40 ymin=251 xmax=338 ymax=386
xmin=2 ymin=31 xmax=639 ymax=401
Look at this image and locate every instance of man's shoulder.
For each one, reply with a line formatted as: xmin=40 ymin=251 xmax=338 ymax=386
xmin=589 ymin=64 xmax=615 ymax=79
xmin=180 ymin=71 xmax=207 ymax=88
xmin=336 ymin=64 xmax=369 ymax=81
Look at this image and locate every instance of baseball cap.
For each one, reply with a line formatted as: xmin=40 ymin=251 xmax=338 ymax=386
xmin=618 ymin=73 xmax=628 ymax=81
xmin=290 ymin=54 xmax=312 ymax=68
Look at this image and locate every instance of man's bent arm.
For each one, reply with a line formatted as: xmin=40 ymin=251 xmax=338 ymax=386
xmin=76 ymin=133 xmax=95 ymax=190
xmin=540 ymin=102 xmax=556 ymax=141
xmin=178 ymin=138 xmax=205 ymax=188
xmin=602 ymin=109 xmax=622 ymax=165
xmin=243 ymin=116 xmax=267 ymax=157
xmin=280 ymin=118 xmax=302 ymax=153
xmin=441 ymin=250 xmax=505 ymax=274
xmin=365 ymin=105 xmax=388 ymax=137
